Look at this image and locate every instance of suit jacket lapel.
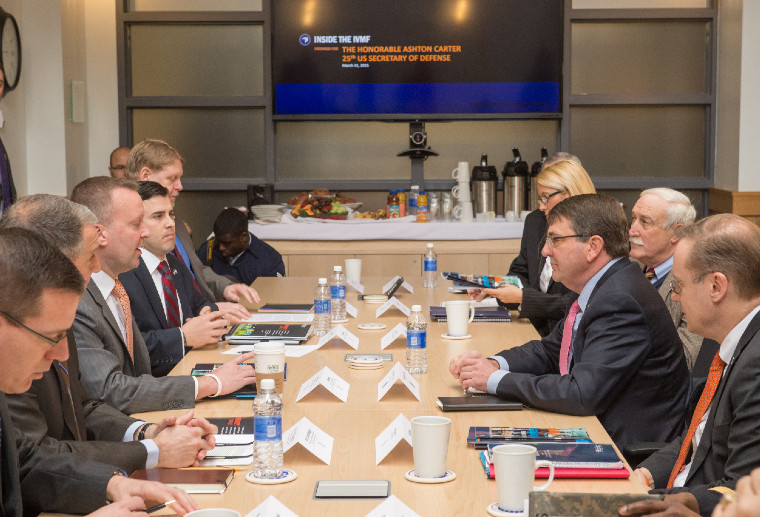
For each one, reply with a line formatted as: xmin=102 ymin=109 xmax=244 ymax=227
xmin=167 ymin=253 xmax=194 ymax=319
xmin=134 ymin=257 xmax=170 ymax=328
xmin=686 ymin=311 xmax=760 ymax=480
xmin=86 ymin=280 xmax=133 ymax=364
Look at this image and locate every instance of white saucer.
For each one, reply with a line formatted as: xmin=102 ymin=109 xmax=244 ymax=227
xmin=363 ymin=295 xmax=388 ymax=304
xmin=350 ymin=355 xmax=383 ymax=363
xmin=332 ymin=318 xmax=350 ymax=323
xmin=358 ymin=323 xmax=387 ymax=330
xmin=404 ymin=469 xmax=456 ymax=484
xmin=348 ymin=364 xmax=384 ymax=370
xmin=441 ymin=333 xmax=472 ymax=340
xmin=245 ymin=469 xmax=297 ymax=485
xmin=486 ymin=503 xmax=523 ymax=517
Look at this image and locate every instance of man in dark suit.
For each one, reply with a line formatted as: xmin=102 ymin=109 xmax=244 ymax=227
xmin=70 ymin=177 xmax=256 ymax=414
xmin=124 ymin=138 xmax=259 ymax=319
xmin=450 ymin=194 xmax=690 ymax=449
xmin=621 ymin=214 xmax=760 ymax=517
xmin=197 ymin=207 xmax=285 ymax=286
xmin=0 ymin=194 xmax=217 ymax=472
xmin=0 ymin=228 xmax=198 ymax=517
xmin=120 ymin=182 xmax=227 ymax=376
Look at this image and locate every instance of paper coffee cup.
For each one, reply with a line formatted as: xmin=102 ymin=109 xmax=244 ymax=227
xmin=253 ymin=342 xmax=285 ymax=394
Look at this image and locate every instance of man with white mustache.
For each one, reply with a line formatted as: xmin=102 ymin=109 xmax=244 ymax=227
xmin=629 ymin=188 xmax=704 ymax=370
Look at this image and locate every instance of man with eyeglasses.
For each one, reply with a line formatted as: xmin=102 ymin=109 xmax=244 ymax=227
xmin=108 ymin=146 xmax=130 ymax=179
xmin=451 ymin=194 xmax=689 ymax=449
xmin=0 ymin=228 xmax=199 ymax=517
xmin=620 ymin=213 xmax=760 ymax=517
xmin=0 ymin=194 xmax=219 ymax=474
xmin=629 ymin=187 xmax=704 ymax=371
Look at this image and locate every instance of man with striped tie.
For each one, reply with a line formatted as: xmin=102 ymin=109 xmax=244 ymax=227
xmin=624 ymin=214 xmax=760 ymax=517
xmin=119 ymin=181 xmax=227 ymax=376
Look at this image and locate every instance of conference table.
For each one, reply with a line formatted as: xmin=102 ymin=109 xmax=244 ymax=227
xmin=137 ymin=276 xmax=646 ymax=516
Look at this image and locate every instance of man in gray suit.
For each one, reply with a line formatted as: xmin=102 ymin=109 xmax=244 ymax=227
xmin=125 ymin=138 xmax=259 ymax=321
xmin=629 ymin=187 xmax=704 ymax=370
xmin=70 ymin=176 xmax=256 ymax=414
xmin=622 ymin=214 xmax=760 ymax=517
xmin=0 ymin=194 xmax=217 ymax=472
xmin=0 ymin=228 xmax=198 ymax=517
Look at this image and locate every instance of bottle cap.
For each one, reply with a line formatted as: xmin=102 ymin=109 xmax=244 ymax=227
xmin=411 ymin=305 xmax=422 ymax=312
xmin=427 ymin=243 xmax=434 ymax=249
xmin=318 ymin=277 xmax=327 ymax=284
xmin=334 ymin=265 xmax=342 ymax=272
xmin=260 ymin=378 xmax=275 ymax=390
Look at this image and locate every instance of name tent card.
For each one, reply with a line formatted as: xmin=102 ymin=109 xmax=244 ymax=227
xmin=400 ymin=280 xmax=414 ymax=294
xmin=296 ymin=366 xmax=350 ymax=403
xmin=378 ymin=362 xmax=420 ymax=401
xmin=345 ymin=300 xmax=358 ymax=318
xmin=375 ymin=413 xmax=412 ymax=465
xmin=381 ymin=323 xmax=407 ymax=350
xmin=283 ymin=416 xmax=334 ymax=465
xmin=365 ymin=495 xmax=421 ymax=517
xmin=347 ymin=278 xmax=365 ymax=293
xmin=317 ymin=324 xmax=360 ymax=349
xmin=382 ymin=276 xmax=403 ymax=293
xmin=376 ymin=297 xmax=410 ymax=318
xmin=285 ymin=344 xmax=321 ymax=358
xmin=246 ymin=495 xmax=299 ymax=517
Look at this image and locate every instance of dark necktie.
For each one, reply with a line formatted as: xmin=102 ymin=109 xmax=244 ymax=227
xmin=0 ymin=136 xmax=12 ymax=214
xmin=57 ymin=361 xmax=83 ymax=441
xmin=157 ymin=261 xmax=181 ymax=328
xmin=644 ymin=267 xmax=656 ymax=281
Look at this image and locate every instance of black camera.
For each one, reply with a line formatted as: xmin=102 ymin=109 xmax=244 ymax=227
xmin=409 ymin=122 xmax=427 ymax=149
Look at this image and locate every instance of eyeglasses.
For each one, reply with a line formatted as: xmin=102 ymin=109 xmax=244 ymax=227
xmin=670 ymin=272 xmax=710 ymax=295
xmin=0 ymin=312 xmax=69 ymax=349
xmin=538 ymin=190 xmax=565 ymax=205
xmin=110 ymin=165 xmax=126 ymax=170
xmin=545 ymin=234 xmax=589 ymax=248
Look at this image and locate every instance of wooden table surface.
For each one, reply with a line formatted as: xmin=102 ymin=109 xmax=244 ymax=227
xmin=136 ymin=276 xmax=646 ymax=516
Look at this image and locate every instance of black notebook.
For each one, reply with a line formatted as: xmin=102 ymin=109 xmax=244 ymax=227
xmin=436 ymin=395 xmax=523 ymax=412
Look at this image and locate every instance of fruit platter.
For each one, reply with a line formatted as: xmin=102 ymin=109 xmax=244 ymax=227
xmin=290 ymin=197 xmax=349 ymax=219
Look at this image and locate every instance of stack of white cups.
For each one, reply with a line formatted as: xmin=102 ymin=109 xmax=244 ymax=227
xmin=451 ymin=161 xmax=474 ymax=222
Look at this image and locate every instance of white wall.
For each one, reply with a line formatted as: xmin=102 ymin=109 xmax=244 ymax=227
xmin=737 ymin=0 xmax=760 ymax=191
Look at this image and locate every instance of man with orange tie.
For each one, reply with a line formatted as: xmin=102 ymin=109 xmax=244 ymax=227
xmin=625 ymin=214 xmax=760 ymax=517
xmin=449 ymin=194 xmax=689 ymax=449
xmin=70 ymin=177 xmax=256 ymax=414
xmin=119 ymin=181 xmax=227 ymax=377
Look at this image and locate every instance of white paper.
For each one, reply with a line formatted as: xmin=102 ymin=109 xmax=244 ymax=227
xmin=375 ymin=413 xmax=412 ymax=464
xmin=283 ymin=416 xmax=334 ymax=465
xmin=222 ymin=344 xmax=257 ymax=355
xmin=382 ymin=276 xmax=402 ymax=293
xmin=285 ymin=344 xmax=320 ymax=357
xmin=296 ymin=366 xmax=350 ymax=403
xmin=380 ymin=323 xmax=407 ymax=350
xmin=438 ymin=297 xmax=498 ymax=308
xmin=345 ymin=300 xmax=358 ymax=318
xmin=243 ymin=313 xmax=315 ymax=323
xmin=317 ymin=324 xmax=359 ymax=350
xmin=201 ymin=443 xmax=253 ymax=466
xmin=365 ymin=495 xmax=421 ymax=517
xmin=375 ymin=296 xmax=410 ymax=318
xmin=400 ymin=280 xmax=414 ymax=294
xmin=347 ymin=279 xmax=365 ymax=293
xmin=246 ymin=495 xmax=299 ymax=517
xmin=377 ymin=362 xmax=420 ymax=401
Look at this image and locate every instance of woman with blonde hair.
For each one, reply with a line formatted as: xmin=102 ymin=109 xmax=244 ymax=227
xmin=470 ymin=158 xmax=596 ymax=336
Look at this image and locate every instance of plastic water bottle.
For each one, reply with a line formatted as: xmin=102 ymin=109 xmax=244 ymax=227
xmin=408 ymin=185 xmax=419 ymax=216
xmin=314 ymin=277 xmax=332 ymax=336
xmin=406 ymin=305 xmax=427 ymax=374
xmin=330 ymin=265 xmax=347 ymax=321
xmin=423 ymin=242 xmax=438 ymax=288
xmin=252 ymin=378 xmax=283 ymax=479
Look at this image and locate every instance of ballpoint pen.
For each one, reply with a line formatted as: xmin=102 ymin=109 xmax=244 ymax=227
xmin=145 ymin=499 xmax=175 ymax=514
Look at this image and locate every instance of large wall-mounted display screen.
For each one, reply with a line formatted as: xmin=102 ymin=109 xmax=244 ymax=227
xmin=273 ymin=0 xmax=563 ymax=118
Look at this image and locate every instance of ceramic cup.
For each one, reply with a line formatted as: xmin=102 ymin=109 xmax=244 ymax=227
xmin=444 ymin=300 xmax=475 ymax=336
xmin=411 ymin=416 xmax=451 ymax=478
xmin=253 ymin=342 xmax=285 ymax=394
xmin=505 ymin=210 xmax=517 ymax=222
xmin=453 ymin=201 xmax=474 ymax=223
xmin=491 ymin=444 xmax=555 ymax=513
xmin=451 ymin=181 xmax=471 ymax=202
xmin=452 ymin=161 xmax=469 ymax=181
xmin=344 ymin=258 xmax=362 ymax=284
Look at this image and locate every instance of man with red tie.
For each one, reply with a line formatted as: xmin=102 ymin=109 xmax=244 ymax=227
xmin=119 ymin=181 xmax=228 ymax=376
xmin=449 ymin=194 xmax=689 ymax=449
xmin=623 ymin=214 xmax=760 ymax=517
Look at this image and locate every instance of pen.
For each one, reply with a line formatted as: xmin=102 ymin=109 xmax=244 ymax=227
xmin=145 ymin=499 xmax=175 ymax=514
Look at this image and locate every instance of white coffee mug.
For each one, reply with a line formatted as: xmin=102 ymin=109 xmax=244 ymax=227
xmin=453 ymin=201 xmax=474 ymax=223
xmin=505 ymin=210 xmax=517 ymax=222
xmin=452 ymin=161 xmax=469 ymax=181
xmin=411 ymin=416 xmax=451 ymax=478
xmin=491 ymin=444 xmax=555 ymax=513
xmin=344 ymin=258 xmax=362 ymax=283
xmin=444 ymin=300 xmax=475 ymax=336
xmin=451 ymin=182 xmax=471 ymax=202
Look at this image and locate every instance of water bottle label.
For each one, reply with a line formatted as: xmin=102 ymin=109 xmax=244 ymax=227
xmin=330 ymin=285 xmax=346 ymax=300
xmin=424 ymin=259 xmax=437 ymax=272
xmin=254 ymin=415 xmax=282 ymax=442
xmin=407 ymin=330 xmax=427 ymax=349
xmin=314 ymin=299 xmax=331 ymax=314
